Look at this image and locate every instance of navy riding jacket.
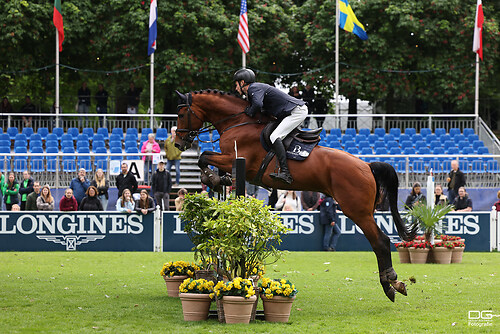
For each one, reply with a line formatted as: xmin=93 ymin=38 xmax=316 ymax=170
xmin=246 ymin=82 xmax=305 ymax=120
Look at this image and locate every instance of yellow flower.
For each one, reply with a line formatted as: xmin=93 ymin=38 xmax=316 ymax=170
xmin=265 ymin=294 xmax=273 ymax=299
xmin=280 ymin=279 xmax=287 ymax=284
xmin=169 ymin=272 xmax=174 ymax=277
xmin=265 ymin=288 xmax=271 ymax=295
xmin=209 ymin=293 xmax=214 ymax=299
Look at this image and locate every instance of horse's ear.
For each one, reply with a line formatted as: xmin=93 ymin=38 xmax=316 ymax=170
xmin=175 ymin=90 xmax=187 ymax=103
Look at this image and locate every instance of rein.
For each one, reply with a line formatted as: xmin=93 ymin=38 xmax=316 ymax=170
xmin=176 ymin=93 xmax=262 ymax=144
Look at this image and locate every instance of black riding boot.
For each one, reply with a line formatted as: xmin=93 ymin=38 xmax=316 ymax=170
xmin=270 ymin=138 xmax=293 ymax=184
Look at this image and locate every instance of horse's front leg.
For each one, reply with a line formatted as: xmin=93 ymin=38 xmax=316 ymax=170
xmin=198 ymin=151 xmax=234 ymax=191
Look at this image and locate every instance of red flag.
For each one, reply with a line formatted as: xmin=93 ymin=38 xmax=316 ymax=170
xmin=53 ymin=0 xmax=64 ymax=52
xmin=473 ymin=0 xmax=484 ymax=60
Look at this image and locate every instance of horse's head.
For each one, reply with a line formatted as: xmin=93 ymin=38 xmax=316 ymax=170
xmin=174 ymin=91 xmax=204 ymax=151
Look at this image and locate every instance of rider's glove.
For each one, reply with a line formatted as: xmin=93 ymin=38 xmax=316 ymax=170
xmin=244 ymin=106 xmax=253 ymax=117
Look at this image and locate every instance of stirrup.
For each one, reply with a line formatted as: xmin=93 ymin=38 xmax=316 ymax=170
xmin=270 ymin=171 xmax=293 ymax=184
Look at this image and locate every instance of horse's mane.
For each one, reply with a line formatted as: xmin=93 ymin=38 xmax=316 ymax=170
xmin=191 ymin=89 xmax=245 ymax=101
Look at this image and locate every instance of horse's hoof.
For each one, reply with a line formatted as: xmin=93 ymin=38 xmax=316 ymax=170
xmin=391 ymin=281 xmax=407 ymax=296
xmin=385 ymin=286 xmax=396 ymax=302
xmin=201 ymin=173 xmax=212 ymax=187
xmin=220 ymin=175 xmax=232 ymax=186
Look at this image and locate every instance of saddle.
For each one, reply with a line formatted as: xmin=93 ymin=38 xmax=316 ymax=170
xmin=252 ymin=121 xmax=322 ymax=187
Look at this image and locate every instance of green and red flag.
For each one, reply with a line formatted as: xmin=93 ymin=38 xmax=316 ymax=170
xmin=53 ymin=0 xmax=64 ymax=52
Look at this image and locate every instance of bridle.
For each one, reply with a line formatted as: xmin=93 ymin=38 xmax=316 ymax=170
xmin=175 ymin=92 xmax=261 ymax=145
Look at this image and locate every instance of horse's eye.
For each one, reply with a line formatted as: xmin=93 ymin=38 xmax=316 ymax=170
xmin=178 ymin=114 xmax=184 ymax=119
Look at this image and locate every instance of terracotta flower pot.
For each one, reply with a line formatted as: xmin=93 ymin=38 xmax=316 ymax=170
xmin=261 ymin=295 xmax=296 ymax=322
xmin=432 ymin=247 xmax=452 ymax=264
xmin=163 ymin=275 xmax=189 ymax=297
xmin=179 ymin=293 xmax=212 ymax=321
xmin=451 ymin=247 xmax=465 ymax=263
xmin=397 ymin=248 xmax=410 ymax=263
xmin=408 ymin=247 xmax=429 ymax=264
xmin=222 ymin=295 xmax=257 ymax=324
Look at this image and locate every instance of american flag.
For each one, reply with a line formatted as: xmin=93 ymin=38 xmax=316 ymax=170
xmin=237 ymin=0 xmax=249 ymax=53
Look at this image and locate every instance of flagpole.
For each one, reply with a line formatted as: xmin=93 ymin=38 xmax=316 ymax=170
xmin=150 ymin=52 xmax=154 ymax=129
xmin=55 ymin=30 xmax=60 ymax=128
xmin=242 ymin=52 xmax=246 ymax=69
xmin=474 ymin=53 xmax=480 ymax=128
xmin=335 ymin=0 xmax=339 ymax=115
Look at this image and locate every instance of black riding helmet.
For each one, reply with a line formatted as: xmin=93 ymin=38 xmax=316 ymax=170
xmin=233 ymin=68 xmax=256 ymax=85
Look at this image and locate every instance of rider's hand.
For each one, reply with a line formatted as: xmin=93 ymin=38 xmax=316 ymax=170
xmin=244 ymin=106 xmax=252 ymax=117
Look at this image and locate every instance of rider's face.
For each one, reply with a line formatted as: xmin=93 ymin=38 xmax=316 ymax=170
xmin=235 ymin=80 xmax=246 ymax=95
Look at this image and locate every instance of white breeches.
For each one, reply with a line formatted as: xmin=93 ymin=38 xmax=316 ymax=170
xmin=270 ymin=105 xmax=308 ymax=144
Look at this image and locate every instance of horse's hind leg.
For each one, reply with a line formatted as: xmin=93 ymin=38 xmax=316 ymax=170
xmin=198 ymin=151 xmax=233 ymax=191
xmin=357 ymin=216 xmax=407 ymax=302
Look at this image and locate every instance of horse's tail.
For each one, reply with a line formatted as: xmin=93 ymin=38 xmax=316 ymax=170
xmin=370 ymin=162 xmax=417 ymax=241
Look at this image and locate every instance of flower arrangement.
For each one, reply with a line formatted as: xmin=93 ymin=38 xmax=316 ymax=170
xmin=453 ymin=241 xmax=465 ymax=248
xmin=414 ymin=235 xmax=426 ymax=241
xmin=395 ymin=241 xmax=414 ymax=248
xmin=412 ymin=241 xmax=433 ymax=249
xmin=259 ymin=278 xmax=298 ymax=299
xmin=214 ymin=277 xmax=256 ymax=299
xmin=438 ymin=235 xmax=461 ymax=241
xmin=160 ymin=261 xmax=199 ymax=277
xmin=179 ymin=278 xmax=215 ymax=298
xmin=434 ymin=241 xmax=455 ymax=249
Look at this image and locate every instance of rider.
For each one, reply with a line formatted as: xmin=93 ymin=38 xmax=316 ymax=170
xmin=233 ymin=68 xmax=307 ymax=184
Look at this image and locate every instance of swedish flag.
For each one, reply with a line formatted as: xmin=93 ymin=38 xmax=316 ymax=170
xmin=339 ymin=0 xmax=368 ymax=40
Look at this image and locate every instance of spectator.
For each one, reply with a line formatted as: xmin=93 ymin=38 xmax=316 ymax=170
xmin=70 ymin=168 xmax=90 ymax=205
xmin=302 ymin=84 xmax=315 ymax=128
xmin=36 ymin=185 xmax=54 ymax=211
xmin=25 ymin=181 xmax=41 ymax=211
xmin=275 ymin=190 xmax=302 ymax=211
xmin=79 ymin=186 xmax=103 ymax=211
xmin=59 ymin=188 xmax=78 ymax=211
xmin=175 ymin=188 xmax=188 ymax=211
xmin=95 ymin=83 xmax=109 ymax=127
xmin=268 ymin=189 xmax=278 ymax=210
xmin=0 ymin=171 xmax=5 ymax=210
xmin=165 ymin=126 xmax=182 ymax=186
xmin=434 ymin=184 xmax=448 ymax=206
xmin=1 ymin=97 xmax=13 ymax=114
xmin=245 ymin=181 xmax=259 ymax=198
xmin=289 ymin=86 xmax=302 ymax=99
xmin=4 ymin=172 xmax=19 ymax=211
xmin=320 ymin=195 xmax=340 ymax=251
xmin=301 ymin=191 xmax=321 ymax=211
xmin=18 ymin=171 xmax=34 ymax=211
xmin=11 ymin=204 xmax=21 ymax=211
xmin=116 ymin=162 xmax=138 ymax=198
xmin=493 ymin=190 xmax=500 ymax=211
xmin=77 ymin=82 xmax=91 ymax=127
xmin=19 ymin=96 xmax=36 ymax=127
xmin=141 ymin=133 xmax=161 ymax=184
xmin=126 ymin=82 xmax=140 ymax=114
xmin=405 ymin=182 xmax=426 ymax=209
xmin=135 ymin=189 xmax=155 ymax=215
xmin=451 ymin=187 xmax=473 ymax=212
xmin=151 ymin=159 xmax=172 ymax=211
xmin=91 ymin=169 xmax=109 ymax=211
xmin=116 ymin=188 xmax=135 ymax=213
xmin=447 ymin=160 xmax=466 ymax=202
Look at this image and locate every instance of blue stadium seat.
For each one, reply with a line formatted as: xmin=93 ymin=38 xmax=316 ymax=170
xmin=449 ymin=128 xmax=461 ymax=137
xmin=15 ymin=134 xmax=27 ymax=142
xmin=358 ymin=128 xmax=370 ymax=137
xmin=428 ymin=160 xmax=442 ymax=174
xmin=463 ymin=128 xmax=474 ymax=137
xmin=0 ymin=133 xmax=10 ymax=141
xmin=393 ymin=160 xmax=406 ymax=173
xmin=447 ymin=147 xmax=460 ymax=155
xmin=61 ymin=140 xmax=74 ymax=149
xmin=417 ymin=147 xmax=432 ymax=164
xmin=156 ymin=128 xmax=169 ymax=141
xmin=109 ymin=140 xmax=122 ymax=149
xmin=46 ymin=147 xmax=59 ymax=172
xmin=425 ymin=134 xmax=437 ymax=144
xmin=30 ymin=147 xmax=45 ymax=173
xmin=341 ymin=134 xmax=353 ymax=144
xmin=359 ymin=147 xmax=373 ymax=155
xmin=442 ymin=160 xmax=452 ymax=172
xmin=92 ymin=134 xmax=104 ymax=142
xmin=13 ymin=146 xmax=28 ymax=172
xmin=458 ymin=141 xmax=471 ymax=152
xmin=346 ymin=147 xmax=358 ymax=155
xmin=434 ymin=128 xmax=446 ymax=137
xmin=375 ymin=147 xmax=388 ymax=155
xmin=383 ymin=134 xmax=394 ymax=143
xmin=386 ymin=140 xmax=399 ymax=149
xmin=77 ymin=134 xmax=89 ymax=142
xmin=97 ymin=128 xmax=109 ymax=140
xmin=46 ymin=140 xmax=59 ymax=149
xmin=344 ymin=141 xmax=356 ymax=150
xmin=358 ymin=141 xmax=370 ymax=149
xmin=110 ymin=147 xmax=123 ymax=161
xmin=125 ymin=140 xmax=138 ymax=149
xmin=61 ymin=134 xmax=73 ymax=143
xmin=30 ymin=134 xmax=42 ymax=142
xmin=467 ymin=134 xmax=479 ymax=144
xmin=111 ymin=128 xmax=124 ymax=139
xmin=400 ymin=140 xmax=413 ymax=149
xmin=124 ymin=133 xmax=138 ymax=143
xmin=462 ymin=147 xmax=474 ymax=155
xmin=67 ymin=127 xmax=79 ymax=140
xmin=367 ymin=134 xmax=379 ymax=146
xmin=429 ymin=141 xmax=442 ymax=150
xmin=318 ymin=140 xmax=327 ymax=147
xmin=92 ymin=141 xmax=106 ymax=149
xmin=374 ymin=128 xmax=385 ymax=138
xmin=29 ymin=140 xmax=43 ymax=151
xmin=320 ymin=129 xmax=327 ymax=139
xmin=389 ymin=128 xmax=401 ymax=139
xmin=94 ymin=147 xmax=108 ymax=172
xmin=403 ymin=147 xmax=416 ymax=157
xmin=62 ymin=147 xmax=77 ymax=172
xmin=82 ymin=128 xmax=94 ymax=141
xmin=374 ymin=141 xmax=386 ymax=150
xmin=411 ymin=160 xmax=426 ymax=173
xmin=0 ymin=140 xmax=10 ymax=147
xmin=486 ymin=160 xmax=500 ymax=173
xmin=326 ymin=135 xmax=339 ymax=145
xmin=125 ymin=147 xmax=140 ymax=160
xmin=329 ymin=141 xmax=342 ymax=150
xmin=21 ymin=127 xmax=34 ymax=138
xmin=77 ymin=147 xmax=92 ymax=170
xmin=109 ymin=134 xmax=122 ymax=143
xmin=477 ymin=146 xmax=489 ymax=155
xmin=126 ymin=127 xmax=139 ymax=137
xmin=439 ymin=134 xmax=451 ymax=144
xmin=52 ymin=127 xmax=64 ymax=140
xmin=404 ymin=128 xmax=416 ymax=137
xmin=471 ymin=160 xmax=485 ymax=174
xmin=454 ymin=134 xmax=466 ymax=143
xmin=398 ymin=134 xmax=410 ymax=143
xmin=472 ymin=140 xmax=485 ymax=150
xmin=46 ymin=133 xmax=58 ymax=142
xmin=0 ymin=146 xmax=12 ymax=165
xmin=443 ymin=140 xmax=456 ymax=151
xmin=415 ymin=141 xmax=427 ymax=150
xmin=412 ymin=134 xmax=423 ymax=143
xmin=14 ymin=140 xmax=27 ymax=149
xmin=140 ymin=128 xmax=154 ymax=143
xmin=330 ymin=129 xmax=341 ymax=137
xmin=432 ymin=147 xmax=445 ymax=155
xmin=355 ymin=135 xmax=367 ymax=144
xmin=77 ymin=141 xmax=90 ymax=149
xmin=459 ymin=160 xmax=469 ymax=173
xmin=37 ymin=127 xmax=49 ymax=140
xmin=389 ymin=147 xmax=402 ymax=155
xmin=345 ymin=128 xmax=356 ymax=137
xmin=420 ymin=128 xmax=432 ymax=137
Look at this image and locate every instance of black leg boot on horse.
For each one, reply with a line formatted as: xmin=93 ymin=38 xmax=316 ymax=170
xmin=270 ymin=138 xmax=293 ymax=184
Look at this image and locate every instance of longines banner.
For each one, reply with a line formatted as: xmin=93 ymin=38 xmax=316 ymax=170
xmin=163 ymin=212 xmax=492 ymax=252
xmin=0 ymin=212 xmax=154 ymax=251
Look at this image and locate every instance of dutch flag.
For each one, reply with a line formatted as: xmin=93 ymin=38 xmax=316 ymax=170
xmin=148 ymin=0 xmax=157 ymax=56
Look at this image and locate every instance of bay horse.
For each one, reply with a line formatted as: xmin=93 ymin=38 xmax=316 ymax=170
xmin=174 ymin=89 xmax=416 ymax=302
